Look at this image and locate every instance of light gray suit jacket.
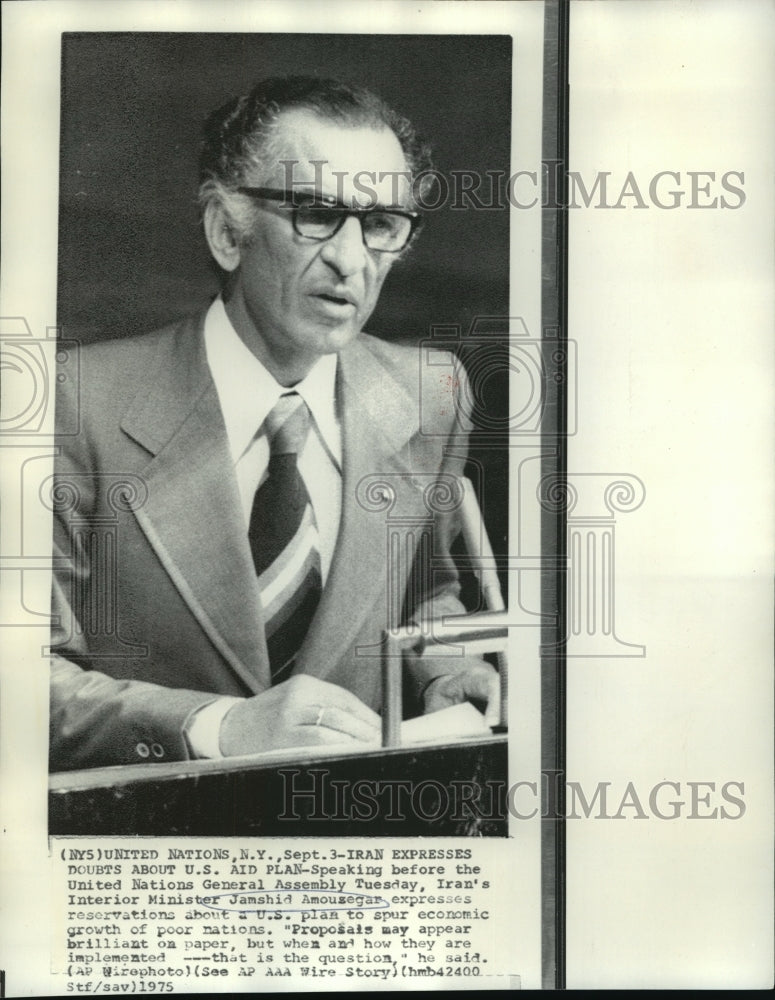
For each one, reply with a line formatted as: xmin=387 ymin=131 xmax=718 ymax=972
xmin=50 ymin=313 xmax=477 ymax=771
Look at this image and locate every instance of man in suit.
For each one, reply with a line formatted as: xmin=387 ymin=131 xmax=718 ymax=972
xmin=49 ymin=76 xmax=499 ymax=772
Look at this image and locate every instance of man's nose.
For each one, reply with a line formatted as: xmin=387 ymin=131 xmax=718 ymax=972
xmin=319 ymin=216 xmax=369 ymax=277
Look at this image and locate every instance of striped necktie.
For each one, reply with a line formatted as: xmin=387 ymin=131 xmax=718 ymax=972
xmin=249 ymin=392 xmax=322 ymax=683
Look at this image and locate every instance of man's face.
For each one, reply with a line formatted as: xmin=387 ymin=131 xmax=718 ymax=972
xmin=224 ymin=109 xmax=413 ymax=379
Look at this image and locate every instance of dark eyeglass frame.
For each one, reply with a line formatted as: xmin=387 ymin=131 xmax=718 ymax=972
xmin=237 ymin=186 xmax=423 ymax=253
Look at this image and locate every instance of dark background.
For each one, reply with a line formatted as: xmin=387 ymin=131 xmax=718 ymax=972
xmin=57 ymin=32 xmax=512 ymax=597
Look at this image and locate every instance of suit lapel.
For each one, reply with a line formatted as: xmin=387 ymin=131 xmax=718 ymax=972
xmin=295 ymin=337 xmax=422 ymax=679
xmin=118 ymin=320 xmax=424 ymax=693
xmin=121 ymin=315 xmax=270 ymax=693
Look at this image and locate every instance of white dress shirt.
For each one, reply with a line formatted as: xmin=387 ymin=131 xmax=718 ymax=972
xmin=204 ymin=296 xmax=342 ymax=579
xmin=187 ymin=297 xmax=343 ymax=757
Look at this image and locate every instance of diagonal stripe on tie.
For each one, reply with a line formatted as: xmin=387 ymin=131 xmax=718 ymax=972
xmin=261 ymin=532 xmax=320 ymax=626
xmin=258 ymin=507 xmax=318 ymax=609
xmin=265 ymin=565 xmax=322 ymax=680
xmin=248 ymin=393 xmax=322 ymax=683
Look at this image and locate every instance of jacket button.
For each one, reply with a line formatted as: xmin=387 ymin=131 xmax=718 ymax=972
xmin=136 ymin=742 xmax=150 ymax=758
xmin=151 ymin=743 xmax=165 ymax=758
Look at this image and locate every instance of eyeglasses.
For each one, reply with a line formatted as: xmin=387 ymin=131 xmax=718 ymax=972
xmin=237 ymin=187 xmax=422 ymax=253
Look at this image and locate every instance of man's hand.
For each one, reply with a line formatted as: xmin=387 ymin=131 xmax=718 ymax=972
xmin=219 ymin=674 xmax=381 ymax=757
xmin=421 ymin=662 xmax=501 ymax=728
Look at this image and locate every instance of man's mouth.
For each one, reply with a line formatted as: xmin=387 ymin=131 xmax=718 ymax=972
xmin=314 ymin=290 xmax=357 ymax=309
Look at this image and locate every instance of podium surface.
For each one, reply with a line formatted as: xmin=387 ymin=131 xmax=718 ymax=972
xmin=50 ymin=734 xmax=508 ymax=837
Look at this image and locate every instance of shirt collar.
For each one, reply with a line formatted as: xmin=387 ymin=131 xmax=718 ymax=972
xmin=203 ymin=297 xmax=341 ymax=467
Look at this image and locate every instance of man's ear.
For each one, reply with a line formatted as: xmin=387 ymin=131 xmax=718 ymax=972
xmin=203 ymin=201 xmax=242 ymax=273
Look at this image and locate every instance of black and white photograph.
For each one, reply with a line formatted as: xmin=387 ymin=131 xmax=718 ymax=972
xmin=46 ymin=31 xmax=527 ymax=838
xmin=0 ymin=0 xmax=772 ymax=993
